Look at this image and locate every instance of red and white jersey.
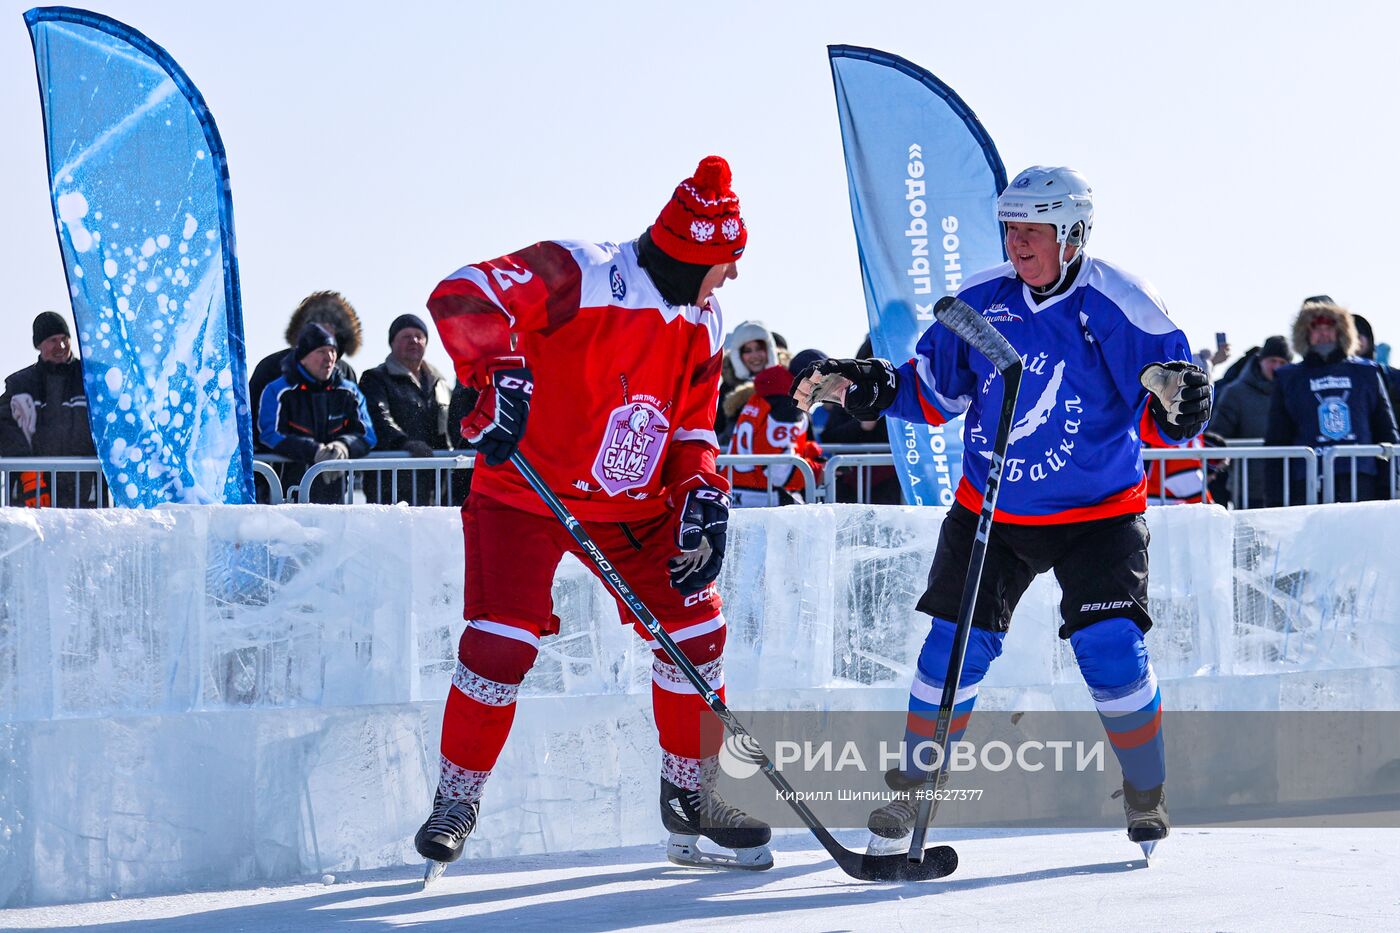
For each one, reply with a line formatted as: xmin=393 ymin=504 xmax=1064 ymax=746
xmin=726 ymin=396 xmax=821 ymax=494
xmin=1142 ymin=430 xmax=1212 ymax=505
xmin=428 ymin=239 xmax=725 ymax=522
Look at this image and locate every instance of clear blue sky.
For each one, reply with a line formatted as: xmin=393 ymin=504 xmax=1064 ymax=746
xmin=2 ymin=0 xmax=1396 ymax=385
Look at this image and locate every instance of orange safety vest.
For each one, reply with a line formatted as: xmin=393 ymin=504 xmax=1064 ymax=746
xmin=18 ymin=471 xmax=51 ymax=508
xmin=1143 ymin=437 xmax=1213 ymax=505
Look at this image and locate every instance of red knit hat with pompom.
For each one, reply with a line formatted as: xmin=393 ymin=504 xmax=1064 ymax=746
xmin=649 ymin=156 xmax=747 ymax=266
xmin=752 ymin=364 xmax=794 ymax=398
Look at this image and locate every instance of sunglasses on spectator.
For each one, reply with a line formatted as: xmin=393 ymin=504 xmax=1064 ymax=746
xmin=1310 ymin=316 xmax=1337 ymax=328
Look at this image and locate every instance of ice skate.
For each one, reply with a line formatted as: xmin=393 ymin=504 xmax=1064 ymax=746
xmin=661 ymin=776 xmax=773 ymax=870
xmin=415 ymin=791 xmax=479 ymax=887
xmin=1117 ymin=780 xmax=1169 ymax=860
xmin=866 ymin=767 xmax=947 ymax=854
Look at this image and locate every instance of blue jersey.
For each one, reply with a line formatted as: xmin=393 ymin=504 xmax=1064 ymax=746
xmin=1265 ymin=351 xmax=1399 ymax=475
xmin=886 ymin=256 xmax=1194 ymax=523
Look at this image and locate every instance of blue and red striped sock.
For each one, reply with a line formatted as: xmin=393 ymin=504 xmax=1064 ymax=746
xmin=901 ymin=617 xmax=1004 ymax=783
xmin=1070 ymin=617 xmax=1165 ymax=792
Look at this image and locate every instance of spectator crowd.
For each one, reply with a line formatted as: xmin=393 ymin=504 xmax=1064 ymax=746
xmin=2 ymin=293 xmax=1397 ymax=510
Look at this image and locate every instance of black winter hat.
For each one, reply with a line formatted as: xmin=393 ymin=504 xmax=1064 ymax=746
xmin=32 ymin=311 xmax=70 ymax=348
xmin=1259 ymin=335 xmax=1291 ymax=361
xmin=789 ymin=348 xmax=828 ymax=376
xmin=388 ymin=313 xmax=430 ymax=344
xmin=295 ymin=322 xmax=338 ymax=360
xmin=1353 ymin=314 xmax=1375 ymax=350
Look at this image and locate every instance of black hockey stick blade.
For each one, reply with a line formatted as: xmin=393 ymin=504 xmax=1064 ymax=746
xmin=933 ymin=296 xmax=1021 ymax=373
xmin=801 ymin=819 xmax=957 ymax=881
xmin=847 ymin=844 xmax=959 ymax=881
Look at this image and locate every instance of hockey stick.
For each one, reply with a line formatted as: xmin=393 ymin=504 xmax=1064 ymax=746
xmin=510 ymin=450 xmax=957 ymax=882
xmin=905 ymin=295 xmax=1024 ymax=864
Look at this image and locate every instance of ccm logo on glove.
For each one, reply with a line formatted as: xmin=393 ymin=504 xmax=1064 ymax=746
xmin=668 ymin=475 xmax=730 ymax=596
xmin=461 ymin=356 xmax=534 ymax=466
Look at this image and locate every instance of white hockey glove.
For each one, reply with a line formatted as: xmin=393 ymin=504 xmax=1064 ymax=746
xmin=1140 ymin=362 xmax=1211 ymax=440
xmin=791 ymin=358 xmax=898 ymax=420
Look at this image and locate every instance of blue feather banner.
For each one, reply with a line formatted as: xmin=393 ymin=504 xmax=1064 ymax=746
xmin=829 ymin=45 xmax=1006 ymax=506
xmin=26 ymin=6 xmax=254 ymax=506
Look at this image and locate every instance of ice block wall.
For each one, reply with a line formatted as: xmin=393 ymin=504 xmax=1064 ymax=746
xmin=2 ymin=501 xmax=1398 ymax=905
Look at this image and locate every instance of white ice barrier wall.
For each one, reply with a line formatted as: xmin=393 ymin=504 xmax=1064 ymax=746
xmin=2 ymin=501 xmax=1398 ymax=905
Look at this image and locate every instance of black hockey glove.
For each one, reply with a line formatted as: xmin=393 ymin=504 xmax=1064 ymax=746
xmin=1139 ymin=361 xmax=1211 ymax=441
xmin=790 ymin=358 xmax=899 ymax=421
xmin=667 ymin=478 xmax=730 ymax=596
xmin=461 ymin=356 xmax=533 ymax=466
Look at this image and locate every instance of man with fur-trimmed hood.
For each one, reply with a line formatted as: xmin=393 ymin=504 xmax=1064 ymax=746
xmin=1264 ymin=297 xmax=1398 ymax=502
xmin=248 ymin=290 xmax=364 ymax=452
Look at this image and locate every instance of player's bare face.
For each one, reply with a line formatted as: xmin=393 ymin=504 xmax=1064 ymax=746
xmin=1005 ymin=222 xmax=1070 ymax=288
xmin=697 ymin=262 xmax=738 ymax=306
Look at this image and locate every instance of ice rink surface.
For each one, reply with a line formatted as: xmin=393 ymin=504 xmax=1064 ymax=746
xmin=3 ymin=827 xmax=1396 ymax=932
xmin=5 ymin=504 xmax=1399 ymax=916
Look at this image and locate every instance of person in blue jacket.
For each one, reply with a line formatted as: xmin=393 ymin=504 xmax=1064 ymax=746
xmin=258 ymin=323 xmax=376 ymax=503
xmin=794 ymin=166 xmax=1210 ymax=854
xmin=1265 ymin=299 xmax=1398 ymax=503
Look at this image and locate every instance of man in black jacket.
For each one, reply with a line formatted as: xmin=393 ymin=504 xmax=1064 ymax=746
xmin=0 ymin=312 xmax=98 ymax=507
xmin=1265 ymin=299 xmax=1398 ymax=503
xmin=360 ymin=314 xmax=459 ymax=504
xmin=256 ymin=323 xmax=376 ymax=503
xmin=1209 ymin=335 xmax=1291 ymax=508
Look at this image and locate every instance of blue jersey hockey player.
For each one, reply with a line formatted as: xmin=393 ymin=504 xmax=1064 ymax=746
xmin=793 ymin=166 xmax=1212 ymax=856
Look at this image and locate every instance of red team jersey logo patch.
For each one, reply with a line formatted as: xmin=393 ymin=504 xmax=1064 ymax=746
xmin=592 ymin=400 xmax=671 ymax=496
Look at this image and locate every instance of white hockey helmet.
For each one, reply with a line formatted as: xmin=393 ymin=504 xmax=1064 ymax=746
xmin=996 ymin=166 xmax=1094 ymax=248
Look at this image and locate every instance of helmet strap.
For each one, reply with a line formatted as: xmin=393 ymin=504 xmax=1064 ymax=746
xmin=1030 ymin=244 xmax=1083 ymax=299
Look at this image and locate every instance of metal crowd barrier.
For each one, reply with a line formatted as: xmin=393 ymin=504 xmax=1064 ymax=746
xmin=0 ymin=456 xmax=108 ymax=507
xmin=251 ymin=461 xmax=285 ymax=504
xmin=715 ymin=454 xmax=818 ymax=505
xmin=822 ymin=453 xmax=897 ymax=505
xmin=1319 ymin=444 xmax=1398 ymax=503
xmin=822 ymin=446 xmax=1327 ymax=508
xmin=291 ymin=451 xmax=476 ymax=504
xmin=294 ymin=452 xmax=817 ymax=506
xmin=1141 ymin=445 xmax=1318 ymax=507
xmin=818 ymin=443 xmax=895 ymax=455
xmin=0 ymin=456 xmax=283 ymax=506
xmin=4 ymin=445 xmax=1391 ymax=511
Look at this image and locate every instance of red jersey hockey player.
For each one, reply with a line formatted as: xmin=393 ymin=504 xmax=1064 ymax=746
xmin=415 ymin=157 xmax=772 ymax=876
